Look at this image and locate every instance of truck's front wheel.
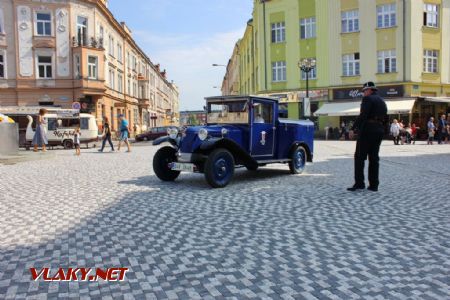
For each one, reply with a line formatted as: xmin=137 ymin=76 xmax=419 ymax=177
xmin=289 ymin=145 xmax=307 ymax=174
xmin=204 ymin=148 xmax=235 ymax=188
xmin=153 ymin=146 xmax=181 ymax=181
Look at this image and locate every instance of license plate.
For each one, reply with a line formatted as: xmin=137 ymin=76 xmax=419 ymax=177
xmin=170 ymin=162 xmax=195 ymax=172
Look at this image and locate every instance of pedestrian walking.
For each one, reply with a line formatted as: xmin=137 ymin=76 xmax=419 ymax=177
xmin=437 ymin=114 xmax=448 ymax=144
xmin=117 ymin=114 xmax=131 ymax=152
xmin=427 ymin=117 xmax=436 ymax=145
xmin=339 ymin=121 xmax=346 ymax=140
xmin=32 ymin=108 xmax=48 ymax=152
xmin=98 ymin=116 xmax=115 ymax=152
xmin=347 ymin=82 xmax=387 ymax=192
xmin=390 ymin=119 xmax=401 ymax=145
xmin=444 ymin=124 xmax=450 ymax=144
xmin=73 ymin=127 xmax=81 ymax=156
xmin=411 ymin=123 xmax=419 ymax=144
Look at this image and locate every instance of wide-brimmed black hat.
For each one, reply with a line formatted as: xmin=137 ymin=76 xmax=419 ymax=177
xmin=362 ymin=81 xmax=378 ymax=91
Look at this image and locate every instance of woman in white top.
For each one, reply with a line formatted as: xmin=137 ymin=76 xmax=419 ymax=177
xmin=390 ymin=119 xmax=401 ymax=145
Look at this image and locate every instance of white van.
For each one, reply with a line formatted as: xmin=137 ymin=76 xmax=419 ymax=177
xmin=26 ymin=112 xmax=98 ymax=149
xmin=0 ymin=107 xmax=98 ymax=149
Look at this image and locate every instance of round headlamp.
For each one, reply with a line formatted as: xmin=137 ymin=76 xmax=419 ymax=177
xmin=198 ymin=128 xmax=208 ymax=141
xmin=221 ymin=128 xmax=228 ymax=136
xmin=168 ymin=128 xmax=179 ymax=139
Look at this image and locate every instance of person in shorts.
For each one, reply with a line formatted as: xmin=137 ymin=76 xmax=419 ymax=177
xmin=117 ymin=114 xmax=131 ymax=152
xmin=74 ymin=127 xmax=81 ymax=156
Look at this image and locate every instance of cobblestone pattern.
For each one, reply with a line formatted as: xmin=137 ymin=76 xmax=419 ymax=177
xmin=0 ymin=141 xmax=449 ymax=299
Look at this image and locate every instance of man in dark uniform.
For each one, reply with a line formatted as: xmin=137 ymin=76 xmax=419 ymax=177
xmin=348 ymin=82 xmax=387 ymax=192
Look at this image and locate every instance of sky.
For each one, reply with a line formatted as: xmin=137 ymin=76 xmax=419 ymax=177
xmin=108 ymin=0 xmax=253 ymax=111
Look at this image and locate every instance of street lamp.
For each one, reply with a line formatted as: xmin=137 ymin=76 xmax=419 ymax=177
xmin=212 ymin=64 xmax=227 ymax=67
xmin=298 ymin=58 xmax=316 ymax=118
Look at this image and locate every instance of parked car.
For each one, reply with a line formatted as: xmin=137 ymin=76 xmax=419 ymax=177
xmin=136 ymin=126 xmax=177 ymax=142
xmin=152 ymin=95 xmax=314 ymax=188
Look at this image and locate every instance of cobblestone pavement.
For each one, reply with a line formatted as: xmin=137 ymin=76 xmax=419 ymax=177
xmin=0 ymin=141 xmax=449 ymax=299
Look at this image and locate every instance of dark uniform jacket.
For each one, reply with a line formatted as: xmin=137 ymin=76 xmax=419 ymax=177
xmin=353 ymin=91 xmax=387 ymax=134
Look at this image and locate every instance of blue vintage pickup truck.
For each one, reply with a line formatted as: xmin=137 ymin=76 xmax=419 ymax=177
xmin=153 ymin=96 xmax=314 ymax=188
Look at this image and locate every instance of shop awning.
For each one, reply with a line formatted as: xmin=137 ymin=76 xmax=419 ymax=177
xmin=424 ymin=97 xmax=450 ymax=103
xmin=314 ymin=102 xmax=360 ymax=116
xmin=314 ymin=99 xmax=416 ymax=117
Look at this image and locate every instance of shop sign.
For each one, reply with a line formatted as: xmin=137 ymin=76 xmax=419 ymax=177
xmin=334 ymin=85 xmax=404 ymax=99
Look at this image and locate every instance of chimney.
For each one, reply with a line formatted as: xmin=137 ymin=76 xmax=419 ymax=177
xmin=120 ymin=22 xmax=132 ymax=36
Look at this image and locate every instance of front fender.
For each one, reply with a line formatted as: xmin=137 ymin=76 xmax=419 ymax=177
xmin=199 ymin=138 xmax=257 ymax=169
xmin=152 ymin=136 xmax=180 ymax=148
xmin=289 ymin=141 xmax=313 ymax=162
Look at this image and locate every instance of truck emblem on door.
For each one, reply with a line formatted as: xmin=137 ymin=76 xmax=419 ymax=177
xmin=260 ymin=131 xmax=266 ymax=145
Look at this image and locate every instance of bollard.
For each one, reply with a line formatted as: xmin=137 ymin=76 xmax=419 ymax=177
xmin=0 ymin=123 xmax=19 ymax=156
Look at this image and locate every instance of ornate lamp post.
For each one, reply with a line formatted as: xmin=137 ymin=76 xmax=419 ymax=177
xmin=298 ymin=58 xmax=316 ymax=118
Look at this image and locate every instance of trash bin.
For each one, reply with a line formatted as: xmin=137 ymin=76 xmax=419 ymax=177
xmin=0 ymin=123 xmax=19 ymax=156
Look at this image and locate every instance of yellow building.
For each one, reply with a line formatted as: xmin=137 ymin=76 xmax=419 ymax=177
xmin=224 ymin=0 xmax=450 ymax=135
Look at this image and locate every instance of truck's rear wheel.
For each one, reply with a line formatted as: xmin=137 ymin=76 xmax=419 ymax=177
xmin=204 ymin=148 xmax=235 ymax=188
xmin=153 ymin=146 xmax=180 ymax=181
xmin=289 ymin=145 xmax=307 ymax=174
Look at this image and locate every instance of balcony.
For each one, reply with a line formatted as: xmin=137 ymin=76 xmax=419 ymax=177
xmin=138 ymin=98 xmax=150 ymax=108
xmin=72 ymin=35 xmax=104 ymax=50
xmin=73 ymin=77 xmax=106 ymax=95
xmin=137 ymin=73 xmax=148 ymax=81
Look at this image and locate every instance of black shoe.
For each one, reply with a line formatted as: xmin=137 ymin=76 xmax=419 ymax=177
xmin=367 ymin=186 xmax=378 ymax=192
xmin=347 ymin=185 xmax=365 ymax=191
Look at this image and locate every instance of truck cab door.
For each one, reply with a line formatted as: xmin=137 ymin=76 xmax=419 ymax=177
xmin=250 ymin=100 xmax=276 ymax=157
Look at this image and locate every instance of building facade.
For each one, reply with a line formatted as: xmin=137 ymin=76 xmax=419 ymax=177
xmin=0 ymin=0 xmax=179 ymax=134
xmin=224 ymin=0 xmax=450 ymax=134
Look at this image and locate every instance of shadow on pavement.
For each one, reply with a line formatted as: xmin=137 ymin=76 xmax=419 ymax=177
xmin=0 ymin=153 xmax=449 ymax=299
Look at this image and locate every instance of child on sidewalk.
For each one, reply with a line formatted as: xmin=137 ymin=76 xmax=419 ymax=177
xmin=74 ymin=127 xmax=81 ymax=156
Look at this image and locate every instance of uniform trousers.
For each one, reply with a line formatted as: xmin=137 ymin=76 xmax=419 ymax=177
xmin=354 ymin=127 xmax=384 ymax=188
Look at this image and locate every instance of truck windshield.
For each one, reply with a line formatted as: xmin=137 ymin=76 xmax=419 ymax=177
xmin=207 ymin=101 xmax=248 ymax=124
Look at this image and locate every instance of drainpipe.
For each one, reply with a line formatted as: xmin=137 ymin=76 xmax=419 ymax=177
xmin=261 ymin=0 xmax=268 ymax=91
xmin=403 ymin=0 xmax=406 ymax=83
xmin=247 ymin=20 xmax=255 ymax=93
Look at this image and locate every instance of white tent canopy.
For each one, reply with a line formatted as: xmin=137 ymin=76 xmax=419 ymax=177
xmin=314 ymin=99 xmax=416 ymax=116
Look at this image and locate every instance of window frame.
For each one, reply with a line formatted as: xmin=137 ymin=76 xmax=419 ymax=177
xmin=37 ymin=55 xmax=53 ymax=79
xmin=87 ymin=55 xmax=98 ymax=80
xmin=35 ymin=11 xmax=52 ymax=36
xmin=108 ymin=35 xmax=115 ymax=57
xmin=423 ymin=49 xmax=439 ymax=73
xmin=271 ymin=22 xmax=286 ymax=43
xmin=300 ymin=17 xmax=316 ymax=39
xmin=109 ymin=68 xmax=115 ymax=90
xmin=0 ymin=50 xmax=6 ymax=79
xmin=341 ymin=10 xmax=359 ymax=33
xmin=377 ymin=50 xmax=397 ymax=73
xmin=0 ymin=8 xmax=5 ymax=34
xmin=117 ymin=72 xmax=123 ymax=93
xmin=74 ymin=55 xmax=81 ymax=78
xmin=424 ymin=4 xmax=439 ymax=28
xmin=377 ymin=3 xmax=397 ymax=29
xmin=77 ymin=16 xmax=88 ymax=46
xmin=117 ymin=43 xmax=123 ymax=63
xmin=272 ymin=61 xmax=287 ymax=82
xmin=342 ymin=53 xmax=360 ymax=77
